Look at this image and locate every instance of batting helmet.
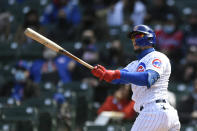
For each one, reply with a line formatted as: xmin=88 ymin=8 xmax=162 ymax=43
xmin=127 ymin=25 xmax=156 ymax=47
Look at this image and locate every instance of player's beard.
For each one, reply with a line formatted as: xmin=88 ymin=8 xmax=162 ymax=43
xmin=134 ymin=48 xmax=143 ymax=55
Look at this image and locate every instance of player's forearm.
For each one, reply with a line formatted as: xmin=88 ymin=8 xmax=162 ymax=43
xmin=120 ymin=71 xmax=148 ymax=86
xmin=119 ymin=70 xmax=160 ymax=88
xmin=111 ymin=69 xmax=130 ymax=84
xmin=112 ymin=79 xmax=130 ymax=84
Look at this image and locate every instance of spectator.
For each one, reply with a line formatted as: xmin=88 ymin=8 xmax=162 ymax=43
xmin=177 ymin=78 xmax=197 ymax=124
xmin=0 ymin=11 xmax=11 ymax=42
xmin=30 ymin=47 xmax=76 ymax=84
xmin=155 ymin=14 xmax=184 ymax=80
xmin=106 ymin=0 xmax=146 ymax=27
xmin=146 ymin=0 xmax=180 ymax=25
xmin=14 ymin=9 xmax=45 ymax=45
xmin=98 ymin=84 xmax=136 ymax=120
xmin=0 ymin=60 xmax=40 ymax=102
xmin=181 ymin=11 xmax=197 ymax=83
xmin=41 ymin=0 xmax=81 ymax=25
xmin=106 ymin=0 xmax=125 ymax=27
xmin=78 ymin=7 xmax=108 ymax=41
xmin=129 ymin=0 xmax=147 ymax=26
xmin=156 ymin=14 xmax=183 ymax=59
xmin=101 ymin=39 xmax=133 ymax=67
xmin=72 ymin=29 xmax=100 ymax=84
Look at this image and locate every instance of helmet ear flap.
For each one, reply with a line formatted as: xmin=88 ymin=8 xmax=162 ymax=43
xmin=147 ymin=36 xmax=156 ymax=47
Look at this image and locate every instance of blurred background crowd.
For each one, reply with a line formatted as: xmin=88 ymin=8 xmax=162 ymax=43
xmin=0 ymin=0 xmax=197 ymax=131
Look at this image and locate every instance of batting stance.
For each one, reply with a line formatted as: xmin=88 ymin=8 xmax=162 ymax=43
xmin=91 ymin=25 xmax=180 ymax=131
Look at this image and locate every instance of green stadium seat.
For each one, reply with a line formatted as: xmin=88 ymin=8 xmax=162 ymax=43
xmin=61 ymin=82 xmax=95 ymax=128
xmin=18 ymin=43 xmax=43 ymax=60
xmin=181 ymin=124 xmax=197 ymax=131
xmin=0 ymin=107 xmax=38 ymax=131
xmin=0 ymin=43 xmax=17 ymax=61
xmin=174 ymin=0 xmax=197 ymax=9
xmin=0 ymin=107 xmax=38 ymax=121
xmin=0 ymin=97 xmax=20 ymax=108
xmin=22 ymin=97 xmax=57 ymax=114
xmin=0 ymin=122 xmax=16 ymax=131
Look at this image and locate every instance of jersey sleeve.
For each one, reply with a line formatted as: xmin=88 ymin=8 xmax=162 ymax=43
xmin=145 ymin=57 xmax=164 ymax=75
xmin=123 ymin=60 xmax=138 ymax=72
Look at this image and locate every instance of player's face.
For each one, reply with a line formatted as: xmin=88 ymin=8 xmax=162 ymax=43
xmin=131 ymin=39 xmax=140 ymax=50
xmin=131 ymin=33 xmax=144 ymax=53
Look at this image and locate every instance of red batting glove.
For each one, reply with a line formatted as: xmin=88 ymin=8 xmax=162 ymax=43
xmin=103 ymin=70 xmax=121 ymax=82
xmin=91 ymin=65 xmax=120 ymax=82
xmin=91 ymin=65 xmax=106 ymax=80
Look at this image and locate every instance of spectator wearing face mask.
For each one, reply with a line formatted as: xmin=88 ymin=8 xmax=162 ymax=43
xmin=72 ymin=29 xmax=99 ymax=78
xmin=101 ymin=39 xmax=133 ymax=68
xmin=30 ymin=47 xmax=76 ymax=84
xmin=0 ymin=60 xmax=40 ymax=102
xmin=46 ymin=0 xmax=81 ymax=42
xmin=155 ymin=14 xmax=184 ymax=80
xmin=72 ymin=29 xmax=100 ymax=88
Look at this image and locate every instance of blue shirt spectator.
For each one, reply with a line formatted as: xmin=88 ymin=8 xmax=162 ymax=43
xmin=30 ymin=54 xmax=75 ymax=84
xmin=41 ymin=0 xmax=81 ymax=25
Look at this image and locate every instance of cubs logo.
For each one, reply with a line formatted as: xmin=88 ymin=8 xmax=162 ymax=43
xmin=152 ymin=59 xmax=162 ymax=68
xmin=137 ymin=62 xmax=146 ymax=72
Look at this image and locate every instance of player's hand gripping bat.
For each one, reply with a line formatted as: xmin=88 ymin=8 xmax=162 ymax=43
xmin=24 ymin=28 xmax=93 ymax=70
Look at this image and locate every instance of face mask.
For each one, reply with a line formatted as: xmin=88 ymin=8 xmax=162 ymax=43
xmin=163 ymin=25 xmax=175 ymax=34
xmin=43 ymin=49 xmax=57 ymax=60
xmin=82 ymin=36 xmax=92 ymax=45
xmin=110 ymin=48 xmax=121 ymax=55
xmin=15 ymin=71 xmax=26 ymax=82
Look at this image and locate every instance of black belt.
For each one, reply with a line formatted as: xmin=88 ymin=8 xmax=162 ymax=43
xmin=140 ymin=99 xmax=166 ymax=111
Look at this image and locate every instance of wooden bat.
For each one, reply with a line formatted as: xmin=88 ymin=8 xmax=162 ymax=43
xmin=24 ymin=28 xmax=93 ymax=70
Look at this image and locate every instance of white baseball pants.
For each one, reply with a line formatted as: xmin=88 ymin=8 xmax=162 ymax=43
xmin=131 ymin=102 xmax=180 ymax=131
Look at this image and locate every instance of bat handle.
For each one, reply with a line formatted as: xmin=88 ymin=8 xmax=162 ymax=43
xmin=84 ymin=63 xmax=94 ymax=70
xmin=59 ymin=49 xmax=94 ymax=70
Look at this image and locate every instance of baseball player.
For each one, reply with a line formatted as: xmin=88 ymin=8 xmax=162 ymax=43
xmin=91 ymin=25 xmax=180 ymax=131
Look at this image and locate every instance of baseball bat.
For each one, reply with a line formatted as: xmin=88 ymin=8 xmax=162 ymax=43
xmin=24 ymin=28 xmax=94 ymax=70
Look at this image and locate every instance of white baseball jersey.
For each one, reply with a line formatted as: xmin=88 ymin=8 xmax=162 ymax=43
xmin=124 ymin=50 xmax=180 ymax=131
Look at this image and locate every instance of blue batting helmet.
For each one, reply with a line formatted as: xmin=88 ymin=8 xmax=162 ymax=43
xmin=127 ymin=25 xmax=156 ymax=47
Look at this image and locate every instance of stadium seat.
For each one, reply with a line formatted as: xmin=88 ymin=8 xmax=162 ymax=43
xmin=0 ymin=97 xmax=20 ymax=108
xmin=0 ymin=122 xmax=16 ymax=131
xmin=0 ymin=107 xmax=38 ymax=131
xmin=18 ymin=42 xmax=43 ymax=60
xmin=181 ymin=124 xmax=197 ymax=131
xmin=0 ymin=107 xmax=38 ymax=121
xmin=21 ymin=97 xmax=57 ymax=130
xmin=174 ymin=0 xmax=197 ymax=9
xmin=22 ymin=97 xmax=57 ymax=115
xmin=0 ymin=43 xmax=17 ymax=61
xmin=62 ymin=82 xmax=94 ymax=128
xmin=39 ymin=82 xmax=57 ymax=98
